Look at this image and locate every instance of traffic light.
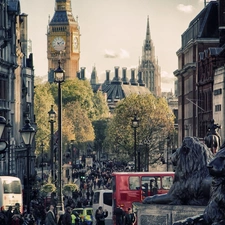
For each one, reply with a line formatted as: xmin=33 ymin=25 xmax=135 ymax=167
xmin=142 ymin=183 xmax=148 ymax=198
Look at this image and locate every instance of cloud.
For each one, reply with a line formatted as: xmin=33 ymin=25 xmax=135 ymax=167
xmin=119 ymin=49 xmax=130 ymax=59
xmin=161 ymin=71 xmax=176 ymax=83
xmin=177 ymin=4 xmax=194 ymax=13
xmin=104 ymin=49 xmax=130 ymax=59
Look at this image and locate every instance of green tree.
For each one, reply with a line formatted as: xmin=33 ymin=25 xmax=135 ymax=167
xmin=50 ymin=78 xmax=95 ymax=119
xmin=92 ymin=119 xmax=110 ymax=158
xmin=62 ymin=101 xmax=95 ymax=145
xmin=104 ymin=93 xmax=175 ymax=168
xmin=34 ymin=78 xmax=57 ymax=156
xmin=92 ymin=91 xmax=109 ymax=120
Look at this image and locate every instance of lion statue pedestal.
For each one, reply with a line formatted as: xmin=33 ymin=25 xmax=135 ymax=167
xmin=173 ymin=147 xmax=225 ymax=225
xmin=134 ymin=137 xmax=217 ymax=225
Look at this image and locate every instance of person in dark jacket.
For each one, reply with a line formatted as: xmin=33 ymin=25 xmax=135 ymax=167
xmin=95 ymin=206 xmax=108 ymax=225
xmin=124 ymin=208 xmax=136 ymax=225
xmin=45 ymin=205 xmax=57 ymax=225
xmin=114 ymin=205 xmax=124 ymax=225
xmin=62 ymin=207 xmax=72 ymax=225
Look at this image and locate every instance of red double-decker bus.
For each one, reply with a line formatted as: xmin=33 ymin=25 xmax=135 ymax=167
xmin=111 ymin=172 xmax=174 ymax=214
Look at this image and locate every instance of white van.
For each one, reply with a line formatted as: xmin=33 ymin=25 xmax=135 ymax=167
xmin=92 ymin=189 xmax=113 ymax=225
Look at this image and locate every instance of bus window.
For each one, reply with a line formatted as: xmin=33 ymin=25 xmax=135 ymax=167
xmin=162 ymin=176 xmax=174 ymax=190
xmin=3 ymin=180 xmax=21 ymax=194
xmin=103 ymin=192 xmax=112 ymax=206
xmin=129 ymin=176 xmax=140 ymax=190
xmin=141 ymin=176 xmax=161 ymax=189
xmin=93 ymin=192 xmax=100 ymax=204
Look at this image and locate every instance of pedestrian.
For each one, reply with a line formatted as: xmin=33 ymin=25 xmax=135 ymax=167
xmin=124 ymin=208 xmax=136 ymax=225
xmin=0 ymin=207 xmax=7 ymax=225
xmin=45 ymin=205 xmax=57 ymax=225
xmin=62 ymin=207 xmax=72 ymax=225
xmin=57 ymin=211 xmax=64 ymax=225
xmin=13 ymin=203 xmax=21 ymax=215
xmin=95 ymin=206 xmax=108 ymax=225
xmin=113 ymin=205 xmax=124 ymax=225
xmin=11 ymin=203 xmax=22 ymax=225
xmin=6 ymin=206 xmax=13 ymax=225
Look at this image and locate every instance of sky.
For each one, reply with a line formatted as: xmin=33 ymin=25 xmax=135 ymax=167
xmin=19 ymin=0 xmax=215 ymax=92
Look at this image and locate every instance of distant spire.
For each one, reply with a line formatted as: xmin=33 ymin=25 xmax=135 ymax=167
xmin=146 ymin=16 xmax=151 ymax=40
xmin=144 ymin=16 xmax=151 ymax=51
xmin=91 ymin=66 xmax=98 ymax=85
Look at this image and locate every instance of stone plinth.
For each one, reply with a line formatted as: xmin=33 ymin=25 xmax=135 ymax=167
xmin=132 ymin=202 xmax=205 ymax=225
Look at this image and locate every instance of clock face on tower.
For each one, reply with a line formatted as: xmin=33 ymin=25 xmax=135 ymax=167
xmin=52 ymin=36 xmax=66 ymax=51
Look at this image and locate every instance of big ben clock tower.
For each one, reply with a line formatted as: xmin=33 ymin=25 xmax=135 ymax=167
xmin=47 ymin=0 xmax=80 ymax=81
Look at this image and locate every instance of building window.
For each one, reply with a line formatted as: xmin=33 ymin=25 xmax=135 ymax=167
xmin=215 ymin=104 xmax=221 ymax=112
xmin=214 ymin=88 xmax=222 ymax=95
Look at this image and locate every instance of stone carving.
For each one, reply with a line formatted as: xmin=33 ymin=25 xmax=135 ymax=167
xmin=173 ymin=147 xmax=225 ymax=225
xmin=143 ymin=136 xmax=214 ymax=205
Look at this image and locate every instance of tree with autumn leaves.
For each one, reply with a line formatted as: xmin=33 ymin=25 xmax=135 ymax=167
xmin=34 ymin=77 xmax=109 ymax=160
xmin=104 ymin=93 xmax=175 ymax=170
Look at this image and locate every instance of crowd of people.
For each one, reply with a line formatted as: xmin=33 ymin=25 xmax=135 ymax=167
xmin=0 ymin=159 xmax=135 ymax=225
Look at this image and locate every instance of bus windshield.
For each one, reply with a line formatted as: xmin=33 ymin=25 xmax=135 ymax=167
xmin=3 ymin=180 xmax=21 ymax=194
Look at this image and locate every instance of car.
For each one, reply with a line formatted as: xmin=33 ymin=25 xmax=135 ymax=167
xmin=72 ymin=207 xmax=93 ymax=225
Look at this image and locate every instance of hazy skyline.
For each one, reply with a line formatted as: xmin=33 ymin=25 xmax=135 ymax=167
xmin=19 ymin=0 xmax=215 ymax=92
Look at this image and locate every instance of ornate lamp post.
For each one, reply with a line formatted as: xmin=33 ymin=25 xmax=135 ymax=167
xmin=0 ymin=116 xmax=6 ymax=138
xmin=48 ymin=105 xmax=56 ymax=182
xmin=5 ymin=120 xmax=12 ymax=175
xmin=131 ymin=114 xmax=139 ymax=172
xmin=54 ymin=60 xmax=65 ymax=211
xmin=0 ymin=117 xmax=7 ymax=160
xmin=19 ymin=117 xmax=36 ymax=214
xmin=71 ymin=140 xmax=75 ymax=168
xmin=166 ymin=136 xmax=171 ymax=171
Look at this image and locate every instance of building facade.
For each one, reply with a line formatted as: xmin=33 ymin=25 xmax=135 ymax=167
xmin=0 ymin=0 xmax=36 ymax=182
xmin=47 ymin=0 xmax=80 ymax=82
xmin=174 ymin=1 xmax=220 ymax=145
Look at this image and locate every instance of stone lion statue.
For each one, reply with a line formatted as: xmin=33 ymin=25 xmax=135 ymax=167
xmin=143 ymin=136 xmax=214 ymax=205
xmin=173 ymin=147 xmax=225 ymax=225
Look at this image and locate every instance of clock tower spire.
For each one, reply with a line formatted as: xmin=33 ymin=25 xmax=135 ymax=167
xmin=47 ymin=0 xmax=80 ymax=81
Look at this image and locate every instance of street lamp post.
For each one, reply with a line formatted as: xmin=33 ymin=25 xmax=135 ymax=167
xmin=0 ymin=117 xmax=7 ymax=158
xmin=71 ymin=140 xmax=75 ymax=168
xmin=48 ymin=105 xmax=56 ymax=182
xmin=131 ymin=114 xmax=139 ymax=172
xmin=40 ymin=142 xmax=44 ymax=185
xmin=54 ymin=60 xmax=65 ymax=211
xmin=19 ymin=117 xmax=36 ymax=214
xmin=5 ymin=120 xmax=12 ymax=175
xmin=166 ymin=136 xmax=171 ymax=171
xmin=0 ymin=116 xmax=6 ymax=138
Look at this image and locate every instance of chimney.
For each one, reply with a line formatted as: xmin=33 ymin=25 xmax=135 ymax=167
xmin=130 ymin=69 xmax=138 ymax=86
xmin=122 ymin=67 xmax=129 ymax=85
xmin=138 ymin=71 xmax=145 ymax=86
xmin=76 ymin=71 xmax=81 ymax=79
xmin=115 ymin=66 xmax=119 ymax=79
xmin=80 ymin=67 xmax=86 ymax=80
xmin=105 ymin=70 xmax=111 ymax=84
xmin=111 ymin=66 xmax=122 ymax=84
